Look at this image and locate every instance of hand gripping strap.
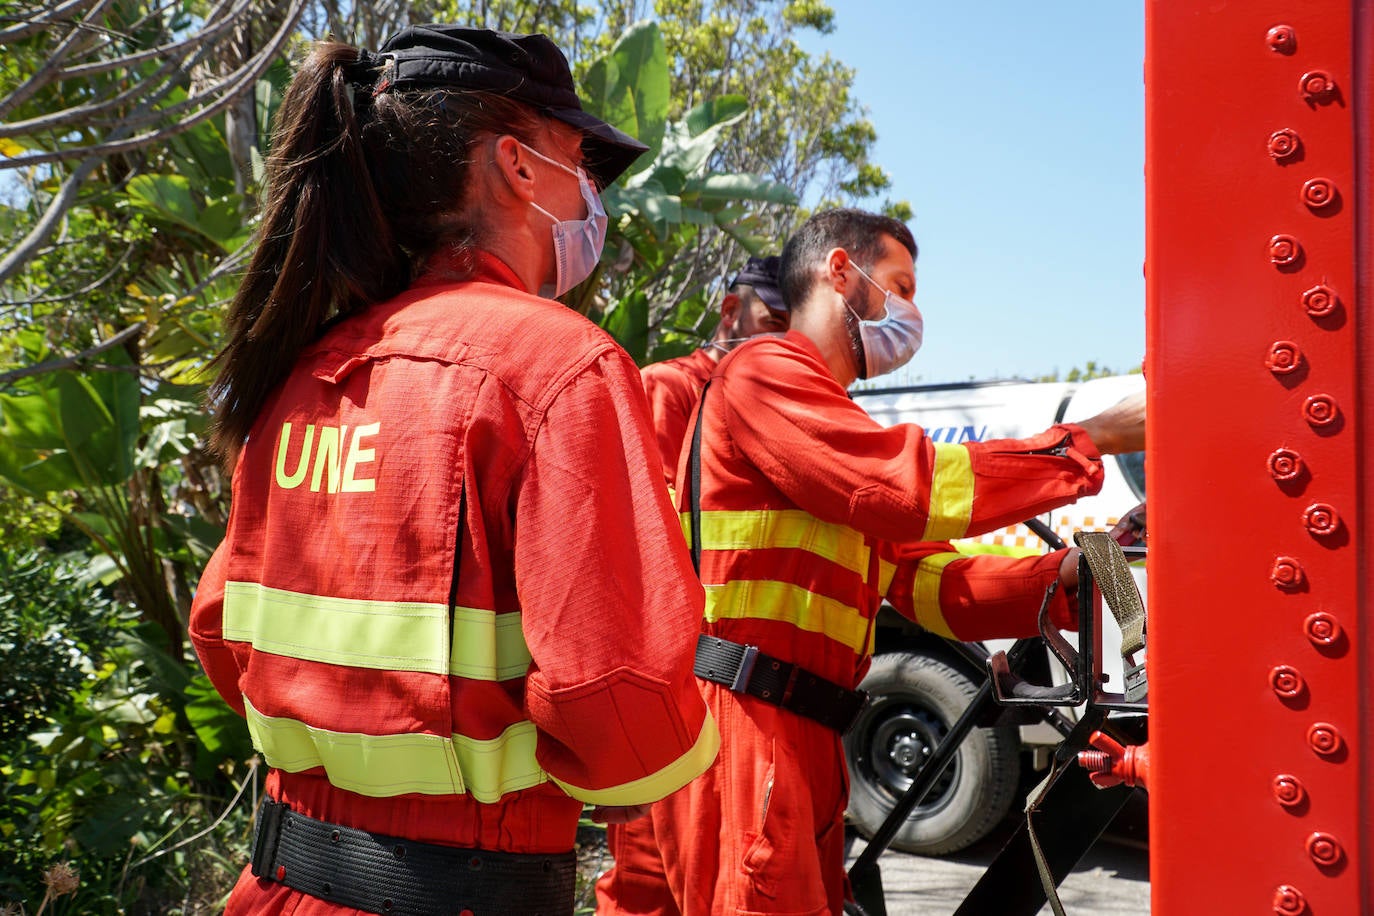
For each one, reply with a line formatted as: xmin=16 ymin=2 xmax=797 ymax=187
xmin=1073 ymin=531 xmax=1145 ymax=656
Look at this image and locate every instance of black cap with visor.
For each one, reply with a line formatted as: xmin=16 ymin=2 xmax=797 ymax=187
xmin=729 ymin=255 xmax=788 ymax=312
xmin=362 ymin=25 xmax=649 ymax=188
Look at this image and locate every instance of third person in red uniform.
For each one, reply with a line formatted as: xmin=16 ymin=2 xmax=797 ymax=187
xmin=649 ymin=208 xmax=1145 ymax=915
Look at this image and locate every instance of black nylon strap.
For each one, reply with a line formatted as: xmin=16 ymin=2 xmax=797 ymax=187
xmin=688 ymin=380 xmax=712 ymax=576
xmin=250 ymin=799 xmax=576 ymax=916
xmin=694 ymin=634 xmax=868 ymax=733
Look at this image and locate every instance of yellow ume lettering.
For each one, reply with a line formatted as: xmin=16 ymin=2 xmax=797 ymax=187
xmin=274 ymin=422 xmax=379 ymax=493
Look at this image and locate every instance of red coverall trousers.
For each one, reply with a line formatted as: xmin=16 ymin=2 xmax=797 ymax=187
xmin=650 ymin=683 xmax=849 ymax=916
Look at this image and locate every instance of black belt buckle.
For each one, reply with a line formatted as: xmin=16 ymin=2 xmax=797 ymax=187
xmin=250 ymin=797 xmax=287 ymax=878
xmin=730 ymin=644 xmax=760 ymax=692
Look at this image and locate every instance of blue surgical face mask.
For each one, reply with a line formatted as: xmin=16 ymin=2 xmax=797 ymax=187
xmin=845 ymin=261 xmax=924 ymax=380
xmin=522 ymin=143 xmax=608 ymax=298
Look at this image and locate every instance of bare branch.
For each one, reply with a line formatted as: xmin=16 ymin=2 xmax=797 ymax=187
xmin=0 ymin=0 xmax=305 ymax=282
xmin=0 ymin=0 xmax=300 ymax=169
xmin=0 ymin=240 xmax=137 ymax=307
xmin=0 ymin=0 xmax=252 ymax=140
xmin=0 ymin=155 xmax=104 ymax=284
xmin=0 ymin=322 xmax=145 ymax=387
xmin=0 ymin=0 xmax=115 ymax=122
xmin=0 ymin=0 xmax=101 ymax=44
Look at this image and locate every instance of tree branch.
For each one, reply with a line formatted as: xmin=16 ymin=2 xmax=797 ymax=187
xmin=0 ymin=0 xmax=305 ymax=282
xmin=0 ymin=322 xmax=146 ymax=388
xmin=0 ymin=0 xmax=101 ymax=44
xmin=0 ymin=0 xmax=115 ymax=122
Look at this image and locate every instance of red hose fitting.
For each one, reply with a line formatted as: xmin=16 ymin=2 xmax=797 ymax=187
xmin=1077 ymin=731 xmax=1150 ymax=790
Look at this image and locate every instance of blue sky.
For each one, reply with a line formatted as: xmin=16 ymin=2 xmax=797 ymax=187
xmin=797 ymin=1 xmax=1146 ymax=385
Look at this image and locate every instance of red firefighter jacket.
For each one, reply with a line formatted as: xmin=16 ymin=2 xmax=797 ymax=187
xmin=190 ymin=252 xmax=718 ymax=856
xmin=677 ymin=331 xmax=1104 ymax=690
xmin=640 ymin=347 xmax=717 ymax=490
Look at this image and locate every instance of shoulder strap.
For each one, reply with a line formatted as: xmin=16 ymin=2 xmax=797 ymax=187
xmin=688 ymin=380 xmax=713 ymax=577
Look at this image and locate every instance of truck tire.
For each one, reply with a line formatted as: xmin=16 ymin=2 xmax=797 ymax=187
xmin=843 ymin=650 xmax=1019 ymax=855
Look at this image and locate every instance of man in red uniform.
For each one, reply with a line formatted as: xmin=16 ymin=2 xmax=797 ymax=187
xmin=649 ymin=208 xmax=1145 ymax=915
xmin=190 ymin=26 xmax=717 ymax=916
xmin=639 ymin=256 xmax=790 ymax=490
xmin=597 ymin=256 xmax=789 ymax=916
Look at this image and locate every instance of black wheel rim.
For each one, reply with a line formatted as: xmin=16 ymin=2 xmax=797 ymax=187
xmin=850 ymin=692 xmax=960 ymax=818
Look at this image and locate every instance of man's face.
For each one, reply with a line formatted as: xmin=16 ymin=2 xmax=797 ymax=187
xmin=734 ymin=289 xmax=790 ymax=337
xmin=849 ymin=233 xmax=917 ymax=320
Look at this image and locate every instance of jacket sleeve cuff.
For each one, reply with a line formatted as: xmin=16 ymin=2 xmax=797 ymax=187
xmin=1060 ymin=422 xmax=1104 ymax=463
xmin=547 ymin=713 xmax=719 ymax=806
xmin=527 ymin=664 xmax=719 ymax=806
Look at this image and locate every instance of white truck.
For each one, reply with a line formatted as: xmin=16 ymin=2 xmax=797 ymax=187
xmin=843 ymin=374 xmax=1147 ymax=855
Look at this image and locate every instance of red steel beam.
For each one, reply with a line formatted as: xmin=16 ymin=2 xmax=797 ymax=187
xmin=1146 ymin=1 xmax=1368 ymax=913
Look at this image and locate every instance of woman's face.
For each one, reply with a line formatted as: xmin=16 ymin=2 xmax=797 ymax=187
xmin=528 ymin=125 xmax=589 ymax=223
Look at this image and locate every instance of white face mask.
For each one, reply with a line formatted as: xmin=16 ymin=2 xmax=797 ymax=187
xmin=846 ymin=261 xmax=924 ymax=380
xmin=523 ymin=143 xmax=608 ymax=298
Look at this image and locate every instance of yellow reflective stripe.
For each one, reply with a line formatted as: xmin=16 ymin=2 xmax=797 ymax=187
xmin=953 ymin=540 xmax=1042 ymax=558
xmin=703 ymin=580 xmax=871 ymax=654
xmin=450 ymin=604 xmax=532 ymax=681
xmin=551 ymin=712 xmax=720 ymax=806
xmin=923 ymin=443 xmax=975 ymax=541
xmin=452 ymin=721 xmax=546 ymax=802
xmin=912 ymin=553 xmax=961 ymax=639
xmin=681 ymin=510 xmax=870 ymax=575
xmin=244 ymin=697 xmax=546 ymax=802
xmin=222 ymin=581 xmax=530 ymax=681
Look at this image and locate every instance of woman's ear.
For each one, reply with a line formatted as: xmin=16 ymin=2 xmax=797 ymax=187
xmin=491 ymin=134 xmax=538 ymax=203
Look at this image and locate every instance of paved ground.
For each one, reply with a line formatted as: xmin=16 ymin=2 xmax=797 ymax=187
xmin=846 ymin=801 xmax=1151 ymax=916
xmin=850 ymin=837 xmax=1149 ymax=915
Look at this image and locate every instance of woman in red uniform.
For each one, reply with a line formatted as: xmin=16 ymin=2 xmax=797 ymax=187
xmin=190 ymin=26 xmax=717 ymax=916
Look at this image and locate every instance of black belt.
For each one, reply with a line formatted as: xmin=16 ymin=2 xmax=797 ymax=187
xmin=693 ymin=634 xmax=868 ymax=734
xmin=250 ymin=798 xmax=576 ymax=916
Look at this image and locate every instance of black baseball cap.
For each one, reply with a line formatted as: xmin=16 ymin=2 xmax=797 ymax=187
xmin=372 ymin=25 xmax=649 ymax=187
xmin=729 ymin=256 xmax=787 ymax=312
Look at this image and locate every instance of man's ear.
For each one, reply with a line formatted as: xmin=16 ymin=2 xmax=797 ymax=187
xmin=825 ymin=247 xmax=851 ymax=292
xmin=719 ymin=292 xmax=742 ymax=330
xmin=491 ymin=134 xmax=538 ymax=203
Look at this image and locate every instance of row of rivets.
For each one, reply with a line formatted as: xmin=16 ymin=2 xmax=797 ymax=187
xmin=1264 ymin=24 xmax=1350 ymax=916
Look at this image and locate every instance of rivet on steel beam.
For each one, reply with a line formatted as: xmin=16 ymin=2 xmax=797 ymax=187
xmin=1304 ymin=612 xmax=1341 ymax=647
xmin=1270 ymin=665 xmax=1305 ymax=698
xmin=1306 ymin=832 xmax=1343 ymax=867
xmin=1266 ymin=341 xmax=1303 ymax=375
xmin=1302 ymin=284 xmax=1338 ymax=317
xmin=1271 ymin=557 xmax=1305 ymax=589
xmin=1303 ymin=503 xmax=1340 ymax=537
xmin=1269 ymin=235 xmax=1302 ymax=266
xmin=1273 ymin=885 xmax=1307 ymax=916
xmin=1268 ymin=448 xmax=1305 ymax=481
xmin=1302 ymin=178 xmax=1336 ymax=210
xmin=1307 ymin=722 xmax=1343 ymax=757
xmin=1273 ymin=774 xmax=1306 ymax=808
xmin=1303 ymin=394 xmax=1338 ymax=428
xmin=1267 ymin=129 xmax=1302 ymax=161
xmin=1267 ymin=25 xmax=1297 ymax=54
xmin=1300 ymin=70 xmax=1335 ymax=101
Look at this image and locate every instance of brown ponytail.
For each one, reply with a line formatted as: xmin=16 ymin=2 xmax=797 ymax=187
xmin=208 ymin=41 xmax=549 ymax=462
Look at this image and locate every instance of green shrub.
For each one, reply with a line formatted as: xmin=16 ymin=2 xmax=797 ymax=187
xmin=0 ymin=547 xmax=255 ymax=914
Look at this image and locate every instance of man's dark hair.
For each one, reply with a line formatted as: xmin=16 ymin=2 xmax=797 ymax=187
xmin=779 ymin=208 xmax=918 ymax=309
